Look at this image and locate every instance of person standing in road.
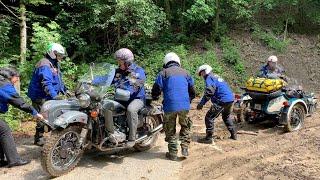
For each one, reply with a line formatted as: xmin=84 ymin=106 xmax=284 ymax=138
xmin=27 ymin=43 xmax=71 ymax=146
xmin=0 ymin=67 xmax=43 ymax=168
xmin=152 ymin=52 xmax=195 ymax=161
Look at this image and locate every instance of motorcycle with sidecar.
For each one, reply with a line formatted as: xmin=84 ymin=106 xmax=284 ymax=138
xmin=234 ymin=77 xmax=317 ymax=132
xmin=39 ymin=63 xmax=163 ymax=177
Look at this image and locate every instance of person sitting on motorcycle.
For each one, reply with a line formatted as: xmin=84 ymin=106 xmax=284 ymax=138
xmin=151 ymin=52 xmax=195 ymax=161
xmin=196 ymin=64 xmax=237 ymax=144
xmin=259 ymin=55 xmax=285 ymax=79
xmin=112 ymin=48 xmax=146 ymax=147
xmin=27 ymin=43 xmax=71 ymax=146
xmin=0 ymin=67 xmax=43 ymax=168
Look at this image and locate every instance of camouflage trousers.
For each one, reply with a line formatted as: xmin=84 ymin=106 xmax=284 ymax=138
xmin=164 ymin=110 xmax=193 ymax=154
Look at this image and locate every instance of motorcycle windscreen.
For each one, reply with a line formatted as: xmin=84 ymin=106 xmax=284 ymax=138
xmin=77 ymin=63 xmax=116 ymax=95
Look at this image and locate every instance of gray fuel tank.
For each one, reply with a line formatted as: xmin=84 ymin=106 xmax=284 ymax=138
xmin=41 ymin=98 xmax=81 ymax=124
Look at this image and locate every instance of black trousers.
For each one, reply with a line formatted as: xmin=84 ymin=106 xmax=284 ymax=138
xmin=0 ymin=120 xmax=20 ymax=164
xmin=32 ymin=99 xmax=46 ymax=141
xmin=205 ymin=102 xmax=235 ymax=135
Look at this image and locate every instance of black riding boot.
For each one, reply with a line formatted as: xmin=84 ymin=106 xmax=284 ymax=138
xmin=229 ymin=128 xmax=237 ymax=140
xmin=34 ymin=121 xmax=45 ymax=146
xmin=198 ymin=132 xmax=213 ymax=144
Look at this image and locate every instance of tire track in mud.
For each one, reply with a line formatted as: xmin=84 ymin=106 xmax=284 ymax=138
xmin=182 ymin=109 xmax=320 ymax=180
xmin=0 ymin=134 xmax=182 ymax=180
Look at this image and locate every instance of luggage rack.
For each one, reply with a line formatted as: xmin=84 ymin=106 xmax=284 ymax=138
xmin=243 ymin=88 xmax=283 ymax=100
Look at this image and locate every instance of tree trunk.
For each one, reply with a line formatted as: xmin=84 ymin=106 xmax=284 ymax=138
xmin=181 ymin=0 xmax=186 ymax=33
xmin=212 ymin=0 xmax=220 ymax=41
xmin=214 ymin=0 xmax=220 ymax=34
xmin=19 ymin=1 xmax=27 ymax=63
xmin=284 ymin=17 xmax=288 ymax=41
xmin=117 ymin=22 xmax=120 ymax=49
xmin=164 ymin=0 xmax=171 ymax=20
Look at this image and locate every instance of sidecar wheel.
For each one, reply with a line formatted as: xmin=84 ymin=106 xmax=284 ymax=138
xmin=284 ymin=104 xmax=305 ymax=132
xmin=41 ymin=126 xmax=84 ymax=177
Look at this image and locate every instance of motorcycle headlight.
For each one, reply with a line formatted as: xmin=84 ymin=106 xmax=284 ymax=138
xmin=78 ymin=93 xmax=91 ymax=108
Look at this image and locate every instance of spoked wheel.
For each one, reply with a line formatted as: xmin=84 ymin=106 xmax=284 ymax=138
xmin=41 ymin=126 xmax=84 ymax=177
xmin=134 ymin=115 xmax=161 ymax=152
xmin=284 ymin=104 xmax=305 ymax=132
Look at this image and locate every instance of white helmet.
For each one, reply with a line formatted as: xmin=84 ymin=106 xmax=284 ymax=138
xmin=163 ymin=52 xmax=180 ymax=66
xmin=47 ymin=43 xmax=66 ymax=59
xmin=197 ymin=64 xmax=212 ymax=75
xmin=267 ymin=55 xmax=278 ymax=62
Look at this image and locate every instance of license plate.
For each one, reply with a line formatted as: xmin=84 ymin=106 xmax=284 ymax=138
xmin=254 ymin=104 xmax=262 ymax=110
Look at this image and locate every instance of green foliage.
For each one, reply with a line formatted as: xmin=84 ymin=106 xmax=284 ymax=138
xmin=252 ymin=26 xmax=289 ymax=52
xmin=111 ymin=0 xmax=167 ymax=48
xmin=0 ymin=16 xmax=20 ymax=65
xmin=183 ymin=0 xmax=215 ymax=23
xmin=0 ymin=107 xmax=21 ymax=130
xmin=226 ymin=0 xmax=253 ymax=20
xmin=30 ymin=21 xmax=61 ymax=60
xmin=220 ymin=37 xmax=245 ymax=75
xmin=138 ymin=44 xmax=222 ymax=94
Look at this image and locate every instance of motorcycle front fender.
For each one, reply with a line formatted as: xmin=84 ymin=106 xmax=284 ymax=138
xmin=53 ymin=111 xmax=88 ymax=129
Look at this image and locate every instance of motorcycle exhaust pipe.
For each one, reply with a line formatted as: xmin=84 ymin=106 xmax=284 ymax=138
xmin=135 ymin=124 xmax=163 ymax=143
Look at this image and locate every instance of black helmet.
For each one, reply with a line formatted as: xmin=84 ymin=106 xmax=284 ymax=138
xmin=0 ymin=67 xmax=20 ymax=80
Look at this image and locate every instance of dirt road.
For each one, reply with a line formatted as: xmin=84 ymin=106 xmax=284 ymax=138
xmin=0 ymin=102 xmax=319 ymax=180
xmin=182 ymin=103 xmax=320 ymax=180
xmin=0 ymin=133 xmax=181 ymax=180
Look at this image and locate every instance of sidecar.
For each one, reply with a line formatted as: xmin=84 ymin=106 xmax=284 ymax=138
xmin=234 ymin=89 xmax=317 ymax=132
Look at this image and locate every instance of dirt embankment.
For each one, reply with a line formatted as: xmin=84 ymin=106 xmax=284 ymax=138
xmin=233 ymin=32 xmax=320 ymax=92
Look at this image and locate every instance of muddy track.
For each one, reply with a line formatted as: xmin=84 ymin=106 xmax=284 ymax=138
xmin=182 ymin=103 xmax=320 ymax=180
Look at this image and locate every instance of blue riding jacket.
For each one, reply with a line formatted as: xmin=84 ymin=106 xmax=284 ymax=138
xmin=199 ymin=73 xmax=234 ymax=106
xmin=113 ymin=63 xmax=146 ymax=102
xmin=0 ymin=80 xmax=37 ymax=115
xmin=152 ymin=62 xmax=195 ymax=113
xmin=28 ymin=55 xmax=67 ymax=101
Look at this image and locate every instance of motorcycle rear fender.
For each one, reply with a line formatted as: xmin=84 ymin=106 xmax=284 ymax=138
xmin=53 ymin=111 xmax=88 ymax=129
xmin=140 ymin=105 xmax=164 ymax=116
xmin=279 ymin=99 xmax=308 ymax=125
xmin=139 ymin=105 xmax=164 ymax=124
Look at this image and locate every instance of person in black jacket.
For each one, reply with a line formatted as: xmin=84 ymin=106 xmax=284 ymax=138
xmin=0 ymin=67 xmax=43 ymax=168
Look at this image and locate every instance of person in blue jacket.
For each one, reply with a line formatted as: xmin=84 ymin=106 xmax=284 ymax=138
xmin=196 ymin=64 xmax=237 ymax=144
xmin=152 ymin=52 xmax=195 ymax=161
xmin=0 ymin=67 xmax=43 ymax=168
xmin=27 ymin=43 xmax=71 ymax=146
xmin=112 ymin=48 xmax=146 ymax=147
xmin=259 ymin=55 xmax=285 ymax=79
